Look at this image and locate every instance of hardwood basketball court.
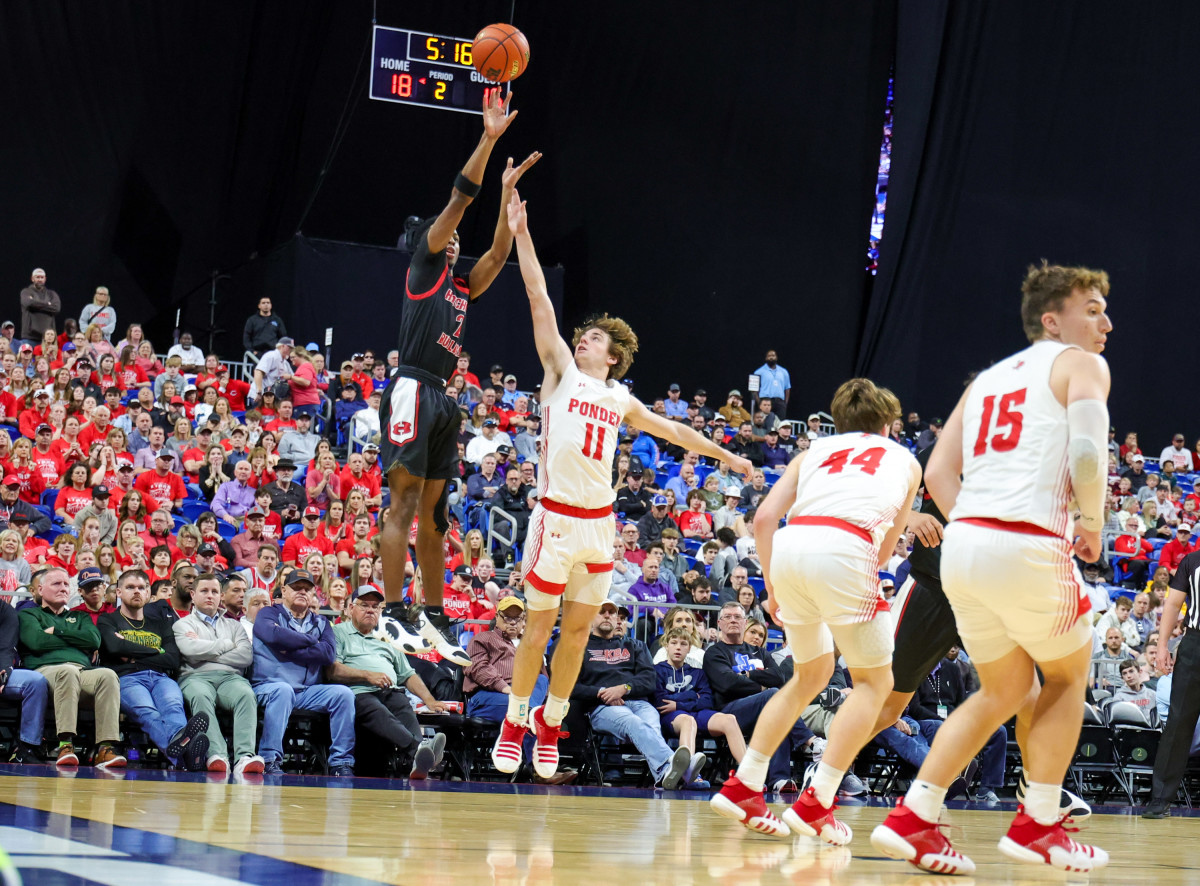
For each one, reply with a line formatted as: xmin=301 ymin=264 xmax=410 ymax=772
xmin=0 ymin=764 xmax=1191 ymax=884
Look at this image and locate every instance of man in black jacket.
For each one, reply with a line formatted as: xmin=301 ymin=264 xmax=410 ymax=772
xmin=703 ymin=601 xmax=816 ymax=792
xmin=97 ymin=569 xmax=210 ymax=770
xmin=488 ymin=466 xmax=535 ymax=547
xmin=243 ymin=297 xmax=288 ymax=357
xmin=0 ymin=477 xmax=50 ymax=535
xmin=614 ymin=469 xmax=653 ymax=521
xmin=636 ymin=494 xmax=676 ymax=548
xmin=560 ymin=600 xmax=692 ymax=788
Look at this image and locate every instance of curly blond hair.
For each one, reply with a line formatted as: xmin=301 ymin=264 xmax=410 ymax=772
xmin=571 ymin=313 xmax=639 ymax=380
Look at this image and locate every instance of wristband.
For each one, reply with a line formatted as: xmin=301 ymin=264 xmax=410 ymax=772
xmin=454 ymin=173 xmax=482 ymax=198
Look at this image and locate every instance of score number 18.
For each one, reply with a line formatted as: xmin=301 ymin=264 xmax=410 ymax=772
xmin=389 ymin=74 xmax=449 ymax=101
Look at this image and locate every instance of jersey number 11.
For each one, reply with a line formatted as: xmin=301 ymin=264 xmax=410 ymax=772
xmin=581 ymin=422 xmax=606 ymax=461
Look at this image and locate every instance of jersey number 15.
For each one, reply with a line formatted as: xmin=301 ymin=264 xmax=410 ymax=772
xmin=972 ymin=388 xmax=1026 ymax=456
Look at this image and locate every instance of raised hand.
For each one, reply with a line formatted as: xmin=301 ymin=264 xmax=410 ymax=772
xmin=506 ymin=189 xmax=528 ymax=236
xmin=482 ymin=87 xmax=518 ymax=139
xmin=729 ymin=454 xmax=755 ymax=482
xmin=502 ymin=151 xmax=542 ymax=190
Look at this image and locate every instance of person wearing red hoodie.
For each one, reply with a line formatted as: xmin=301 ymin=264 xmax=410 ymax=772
xmin=1160 ymin=523 xmax=1199 ymax=575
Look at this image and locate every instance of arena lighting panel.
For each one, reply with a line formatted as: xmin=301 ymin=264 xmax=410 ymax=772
xmin=370 ymin=26 xmax=493 ymax=114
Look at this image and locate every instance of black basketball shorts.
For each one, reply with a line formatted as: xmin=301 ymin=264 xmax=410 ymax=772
xmin=890 ymin=575 xmax=962 ymax=694
xmin=378 ymin=372 xmax=460 ymax=482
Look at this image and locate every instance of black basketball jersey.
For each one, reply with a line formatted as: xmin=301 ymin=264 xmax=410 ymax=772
xmin=398 ymin=241 xmax=471 ymax=381
xmin=905 ymin=442 xmax=946 ymax=592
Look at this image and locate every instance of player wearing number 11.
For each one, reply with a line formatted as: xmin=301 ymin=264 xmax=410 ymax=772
xmin=492 ymin=190 xmax=755 ymax=781
xmin=872 ymin=263 xmax=1112 ymax=874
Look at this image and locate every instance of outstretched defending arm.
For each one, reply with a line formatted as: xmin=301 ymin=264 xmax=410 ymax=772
xmin=624 ymin=399 xmax=755 ymax=481
xmin=468 ymin=151 xmax=542 ymax=298
xmin=507 ymin=190 xmax=573 ymax=388
xmin=425 ymin=88 xmax=519 ymax=255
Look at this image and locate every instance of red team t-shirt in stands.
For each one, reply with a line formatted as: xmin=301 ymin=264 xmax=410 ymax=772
xmin=54 ymin=487 xmax=92 ymax=519
xmin=77 ymin=423 xmax=112 ymax=452
xmin=4 ymin=464 xmax=43 ymax=505
xmin=134 ymin=471 xmax=187 ymax=506
xmin=118 ymin=364 xmax=149 ymax=390
xmin=678 ymin=510 xmax=714 ymax=537
xmin=282 ymin=532 xmax=333 ymax=566
xmin=22 ymin=537 xmax=49 ymax=566
xmin=339 ymin=468 xmax=380 ymax=505
xmin=0 ymin=392 xmax=18 ymax=423
xmin=30 ymin=450 xmax=63 ymax=490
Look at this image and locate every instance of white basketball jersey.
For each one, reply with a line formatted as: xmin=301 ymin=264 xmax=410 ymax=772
xmin=787 ymin=433 xmax=919 ymax=547
xmin=950 ymin=340 xmax=1074 ymax=537
xmin=538 ymin=360 xmax=633 ymax=509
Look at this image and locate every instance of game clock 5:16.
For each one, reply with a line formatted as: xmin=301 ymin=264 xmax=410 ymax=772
xmin=422 ymin=35 xmax=473 ymax=67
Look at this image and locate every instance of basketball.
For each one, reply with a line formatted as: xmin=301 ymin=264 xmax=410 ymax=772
xmin=471 ymin=22 xmax=529 ymax=83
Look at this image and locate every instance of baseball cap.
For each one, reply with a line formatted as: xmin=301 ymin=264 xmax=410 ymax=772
xmin=8 ymin=512 xmax=29 ymax=524
xmin=724 ymin=486 xmax=743 ymax=498
xmin=118 ymin=462 xmax=134 ymax=472
xmin=695 ymin=388 xmax=707 ymax=396
xmin=1181 ymin=523 xmax=1194 ymax=533
xmin=599 ymin=598 xmax=620 ymax=613
xmin=196 ymin=426 xmax=213 ymax=435
xmin=930 ymin=417 xmax=944 ymax=427
xmin=363 ymin=442 xmax=379 ymax=452
xmin=77 ymin=566 xmax=104 ymax=588
xmin=1132 ymin=454 xmax=1145 ymax=463
xmin=490 ymin=364 xmax=503 ymax=373
xmin=728 ymin=389 xmax=742 ymax=398
xmin=35 ymin=423 xmax=53 ymax=434
xmin=879 ymin=572 xmax=895 ymax=590
xmin=504 ymin=374 xmax=517 ymax=383
xmin=765 ymin=426 xmax=779 ymax=435
xmin=628 ymin=455 xmax=644 ymax=474
xmin=0 ymin=321 xmax=12 ymax=329
xmin=197 ymin=543 xmax=217 ymax=556
xmin=352 ymin=352 xmax=364 ymax=360
xmin=496 ymin=444 xmax=513 ymax=455
xmin=652 ymin=494 xmax=668 ymax=507
xmin=246 ymin=507 xmax=266 ymax=518
xmin=286 ymin=569 xmax=315 ymax=587
xmin=303 ymin=505 xmax=321 ymax=518
xmin=306 ymin=342 xmax=320 ymax=351
xmin=1 ymin=475 xmax=20 ymax=488
xmin=277 ymin=337 xmax=294 ymax=347
xmin=497 ymin=595 xmax=525 ymax=612
xmin=713 ymin=414 xmax=727 ymax=423
xmin=668 ymin=383 xmax=680 ymax=392
xmin=808 ymin=413 xmax=821 ymax=422
xmin=351 ymin=585 xmax=384 ymax=602
xmin=453 ymin=563 xmax=474 ymax=578
xmin=482 ymin=418 xmax=498 ymax=427
xmin=33 ymin=388 xmax=49 ymax=398
xmin=92 ymin=485 xmax=110 ymax=499
xmin=296 ymin=412 xmax=312 ymax=420
xmin=18 ymin=343 xmax=32 ymax=353
xmin=156 ymin=451 xmax=174 ymax=460
xmin=170 ymin=396 xmax=184 ymax=405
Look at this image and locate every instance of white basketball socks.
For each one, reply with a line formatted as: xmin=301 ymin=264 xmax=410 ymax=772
xmin=506 ymin=693 xmax=530 ymax=725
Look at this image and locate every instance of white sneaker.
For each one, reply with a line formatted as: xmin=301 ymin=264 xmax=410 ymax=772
xmin=374 ymin=615 xmax=435 ymax=655
xmin=415 ymin=610 xmax=471 ymax=666
xmin=206 ymin=754 xmax=229 ymax=774
xmin=233 ymin=755 xmax=266 ymax=777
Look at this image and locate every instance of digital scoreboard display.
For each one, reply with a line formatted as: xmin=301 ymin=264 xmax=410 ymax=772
xmin=369 ymin=26 xmax=493 ymax=114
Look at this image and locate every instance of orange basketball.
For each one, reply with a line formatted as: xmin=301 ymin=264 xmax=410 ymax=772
xmin=471 ymin=23 xmax=530 ymax=83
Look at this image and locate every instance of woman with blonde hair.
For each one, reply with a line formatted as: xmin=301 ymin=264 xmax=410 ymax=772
xmin=84 ymin=323 xmax=116 ymax=364
xmin=303 ymin=551 xmax=333 ymax=608
xmin=448 ymin=528 xmax=486 ymax=572
xmin=0 ymin=529 xmax=31 ymax=593
xmin=306 ymin=450 xmax=341 ymax=508
xmin=96 ymin=544 xmax=119 ymax=583
xmin=650 ymin=606 xmax=707 ymax=667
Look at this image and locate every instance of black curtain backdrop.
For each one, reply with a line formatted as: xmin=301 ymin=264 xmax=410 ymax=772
xmin=861 ymin=1 xmax=1199 ymax=446
xmin=0 ymin=0 xmax=894 ymax=411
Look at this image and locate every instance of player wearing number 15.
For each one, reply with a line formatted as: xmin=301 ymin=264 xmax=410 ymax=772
xmin=377 ymin=88 xmax=541 ymax=665
xmin=493 ymin=190 xmax=755 ymax=780
xmin=711 ymin=378 xmax=920 ymax=841
xmin=872 ymin=263 xmax=1112 ymax=874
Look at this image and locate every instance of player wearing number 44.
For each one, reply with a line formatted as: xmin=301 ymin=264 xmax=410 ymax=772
xmin=488 ymin=190 xmax=756 ymax=782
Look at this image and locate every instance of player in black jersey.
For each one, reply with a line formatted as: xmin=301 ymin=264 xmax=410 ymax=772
xmin=869 ymin=442 xmax=1090 ymax=817
xmin=379 ymin=87 xmax=541 ymax=664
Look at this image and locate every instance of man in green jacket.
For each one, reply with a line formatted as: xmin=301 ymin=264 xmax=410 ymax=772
xmin=17 ymin=566 xmax=125 ymax=768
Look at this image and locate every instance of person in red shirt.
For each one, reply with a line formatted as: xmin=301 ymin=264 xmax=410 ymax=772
xmin=194 ymin=354 xmax=225 ymax=391
xmin=54 ymin=463 xmax=94 ymax=522
xmin=361 ymin=443 xmax=383 ymax=484
xmin=18 ymin=388 xmax=52 ymax=440
xmin=677 ymin=489 xmax=715 ymax=540
xmin=78 ymin=405 xmax=114 ymax=452
xmin=50 ymin=415 xmax=86 ymax=464
xmin=336 ymin=512 xmax=375 ymax=575
xmin=1118 ymin=431 xmax=1141 ymax=464
xmin=89 ymin=354 xmax=124 ymax=394
xmin=45 ymin=533 xmax=79 ymax=577
xmin=101 ymin=388 xmax=125 ymax=421
xmin=449 ymin=352 xmax=480 ymax=390
xmin=0 ymin=386 xmax=19 ymax=427
xmin=116 ymin=346 xmax=150 ymax=392
xmin=211 ymin=368 xmax=250 ymax=412
xmin=339 ymin=452 xmax=382 ymax=510
xmin=318 ymin=499 xmax=347 ymax=546
xmin=1160 ymin=523 xmax=1198 ymax=574
xmin=264 ymin=399 xmax=298 ymax=436
xmin=253 ymin=487 xmax=284 ymax=541
xmin=282 ymin=505 xmax=335 ymax=566
xmin=180 ymin=426 xmax=214 ymax=483
xmin=5 ymin=438 xmax=44 ymax=505
xmin=143 ymin=508 xmax=182 ymax=561
xmin=349 ymin=353 xmax=372 ymax=395
xmin=442 ymin=564 xmax=477 ymax=622
xmin=1114 ymin=515 xmax=1154 ymax=585
xmin=13 ymin=513 xmax=49 ymax=566
xmin=30 ymin=423 xmax=64 ymax=491
xmin=134 ymin=451 xmax=187 ymax=512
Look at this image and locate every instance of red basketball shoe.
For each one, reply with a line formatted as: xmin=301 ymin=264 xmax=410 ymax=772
xmin=491 ymin=717 xmax=527 ymax=774
xmin=870 ymin=799 xmax=976 ymax=875
xmin=710 ymin=775 xmax=790 ymax=838
xmin=997 ymin=807 xmax=1109 ymax=872
xmin=529 ymin=706 xmax=568 ymax=779
xmin=782 ymin=786 xmax=852 ymax=845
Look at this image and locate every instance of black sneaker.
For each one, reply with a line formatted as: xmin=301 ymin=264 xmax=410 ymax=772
xmin=1016 ymin=770 xmax=1092 ymax=822
xmin=8 ymin=742 xmax=40 ymax=764
xmin=1142 ymin=799 xmax=1171 ymax=819
xmin=167 ymin=712 xmax=210 ymax=769
xmin=263 ymin=759 xmax=284 ymax=775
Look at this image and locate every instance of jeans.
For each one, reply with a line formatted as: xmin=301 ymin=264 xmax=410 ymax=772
xmin=468 ymin=674 xmax=548 ymax=758
xmin=254 ymin=681 xmax=356 ymax=767
xmin=119 ymin=670 xmax=188 ymax=763
xmin=2 ymin=669 xmax=48 ymax=746
xmin=722 ymin=689 xmax=815 ymax=785
xmin=589 ymin=698 xmax=674 ymax=782
xmin=879 ymin=717 xmax=1008 ymax=789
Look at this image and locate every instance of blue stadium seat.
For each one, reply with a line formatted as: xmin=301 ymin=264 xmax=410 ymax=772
xmin=180 ymin=501 xmax=210 ymax=523
xmin=39 ymin=490 xmax=57 ymax=511
xmin=747 ymin=576 xmax=765 ymax=593
xmin=216 ymin=521 xmax=238 ymax=541
xmin=283 ymin=523 xmax=303 ymax=539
